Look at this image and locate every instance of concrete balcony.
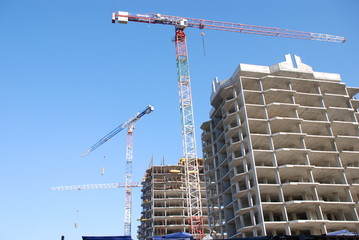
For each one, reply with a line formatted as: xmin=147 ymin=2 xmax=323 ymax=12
xmin=222 ymin=97 xmax=237 ymax=113
xmin=301 ymin=119 xmax=331 ymax=136
xmin=335 ymin=135 xmax=359 ymax=151
xmin=269 ymin=117 xmax=303 ymax=134
xmin=253 ymin=149 xmax=273 ymax=166
xmin=275 ymin=148 xmax=310 ymax=166
xmin=278 ymin=165 xmax=314 ymax=182
xmin=327 ymin=106 xmax=356 ymax=122
xmin=286 ymin=200 xmax=321 ymax=213
xmin=323 ymin=92 xmax=351 ymax=108
xmin=232 ymin=188 xmax=252 ymax=200
xmin=201 ymin=130 xmax=212 ymax=141
xmin=267 ymin=103 xmax=299 ymax=118
xmin=304 ymin=135 xmax=336 ymax=151
xmin=264 ymin=88 xmax=296 ymax=105
xmin=261 ymin=76 xmax=291 ymax=91
xmin=248 ymin=118 xmax=267 ymax=134
xmin=243 ymin=90 xmax=263 ymax=105
xmin=288 ymin=220 xmax=326 ymax=234
xmin=340 ymin=151 xmax=359 ymax=167
xmin=308 ymin=150 xmax=339 ymax=167
xmin=351 ymin=98 xmax=359 ymax=110
xmin=231 ymin=171 xmax=248 ymax=183
xmin=297 ymin=106 xmax=327 ymax=121
xmin=202 ymin=141 xmax=213 ymax=153
xmin=319 ymin=81 xmax=346 ymax=96
xmin=331 ymin=121 xmax=359 ymax=136
xmin=272 ymin=132 xmax=306 ymax=149
xmin=312 ymin=167 xmax=346 ymax=185
xmin=344 ymin=168 xmax=359 ymax=185
xmin=250 ymin=134 xmax=271 ymax=150
xmin=256 ymin=167 xmax=277 ymax=184
xmin=295 ymin=92 xmax=323 ymax=108
xmin=347 ymin=87 xmax=359 ymax=98
xmin=242 ymin=77 xmax=261 ymax=91
xmin=245 ymin=104 xmax=267 ymax=119
xmin=223 ymin=110 xmax=237 ymax=125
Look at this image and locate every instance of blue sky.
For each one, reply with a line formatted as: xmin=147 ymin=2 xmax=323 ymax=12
xmin=0 ymin=1 xmax=358 ymax=240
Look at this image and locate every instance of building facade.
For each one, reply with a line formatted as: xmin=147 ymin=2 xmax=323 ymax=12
xmin=137 ymin=159 xmax=209 ymax=240
xmin=201 ymin=55 xmax=359 ymax=238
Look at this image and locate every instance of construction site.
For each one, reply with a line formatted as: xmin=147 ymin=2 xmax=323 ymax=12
xmin=46 ymin=7 xmax=359 ymax=240
xmin=137 ymin=159 xmax=209 ymax=239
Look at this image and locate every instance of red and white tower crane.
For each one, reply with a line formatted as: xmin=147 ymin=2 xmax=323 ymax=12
xmin=81 ymin=105 xmax=154 ymax=236
xmin=111 ymin=11 xmax=345 ymax=239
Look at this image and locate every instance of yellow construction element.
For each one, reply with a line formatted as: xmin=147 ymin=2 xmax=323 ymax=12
xmin=137 ymin=218 xmax=149 ymax=222
xmin=169 ymin=169 xmax=181 ymax=173
xmin=178 ymin=158 xmax=203 ymax=165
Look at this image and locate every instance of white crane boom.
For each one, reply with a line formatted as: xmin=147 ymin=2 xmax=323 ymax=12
xmin=49 ymin=182 xmax=141 ymax=191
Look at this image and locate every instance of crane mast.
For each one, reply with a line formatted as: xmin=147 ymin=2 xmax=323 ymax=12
xmin=124 ymin=123 xmax=134 ymax=236
xmin=175 ymin=27 xmax=204 ymax=238
xmin=112 ymin=11 xmax=345 ymax=239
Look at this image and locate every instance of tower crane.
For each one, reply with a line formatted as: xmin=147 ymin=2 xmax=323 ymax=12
xmin=111 ymin=11 xmax=345 ymax=239
xmin=81 ymin=104 xmax=154 ymax=236
xmin=49 ymin=182 xmax=142 ymax=191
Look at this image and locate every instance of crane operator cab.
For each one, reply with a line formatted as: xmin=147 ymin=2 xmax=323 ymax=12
xmin=145 ymin=105 xmax=154 ymax=114
xmin=177 ymin=19 xmax=188 ymax=29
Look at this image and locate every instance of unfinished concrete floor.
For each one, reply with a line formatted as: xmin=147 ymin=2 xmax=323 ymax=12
xmin=201 ymin=55 xmax=359 ymax=238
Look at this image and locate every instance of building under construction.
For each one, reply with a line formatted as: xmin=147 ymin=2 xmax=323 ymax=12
xmin=137 ymin=159 xmax=210 ymax=239
xmin=201 ymin=55 xmax=359 ymax=238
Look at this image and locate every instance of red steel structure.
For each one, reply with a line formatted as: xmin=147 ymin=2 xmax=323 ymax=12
xmin=111 ymin=11 xmax=345 ymax=239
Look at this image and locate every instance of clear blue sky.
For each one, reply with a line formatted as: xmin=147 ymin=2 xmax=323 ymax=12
xmin=0 ymin=1 xmax=358 ymax=240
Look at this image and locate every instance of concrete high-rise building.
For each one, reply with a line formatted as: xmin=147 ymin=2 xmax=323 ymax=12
xmin=137 ymin=159 xmax=210 ymax=240
xmin=201 ymin=55 xmax=359 ymax=238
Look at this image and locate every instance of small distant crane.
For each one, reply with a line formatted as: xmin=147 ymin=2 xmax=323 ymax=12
xmin=49 ymin=182 xmax=142 ymax=191
xmin=112 ymin=11 xmax=345 ymax=239
xmin=81 ymin=105 xmax=154 ymax=236
xmin=50 ymin=182 xmax=142 ymax=229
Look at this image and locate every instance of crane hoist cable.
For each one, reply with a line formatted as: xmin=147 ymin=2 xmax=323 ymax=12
xmin=101 ymin=155 xmax=106 ymax=176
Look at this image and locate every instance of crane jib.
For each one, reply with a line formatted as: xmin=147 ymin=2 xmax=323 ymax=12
xmin=81 ymin=105 xmax=154 ymax=157
xmin=113 ymin=11 xmax=345 ymax=43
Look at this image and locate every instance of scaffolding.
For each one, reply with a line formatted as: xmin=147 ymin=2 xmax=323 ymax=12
xmin=137 ymin=159 xmax=210 ymax=240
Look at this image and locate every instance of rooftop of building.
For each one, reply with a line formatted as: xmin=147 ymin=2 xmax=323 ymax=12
xmin=210 ymin=54 xmax=343 ymax=102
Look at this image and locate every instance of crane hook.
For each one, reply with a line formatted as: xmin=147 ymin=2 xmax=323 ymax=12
xmin=201 ymin=32 xmax=206 ymax=57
